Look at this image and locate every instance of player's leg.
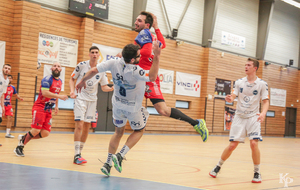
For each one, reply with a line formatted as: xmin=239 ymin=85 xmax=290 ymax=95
xmin=101 ymin=108 xmax=127 ymax=176
xmin=73 ymin=98 xmax=87 ymax=164
xmin=112 ymin=107 xmax=149 ymax=173
xmin=248 ymin=115 xmax=262 ymax=183
xmin=14 ymin=109 xmax=45 ymax=157
xmin=5 ymin=106 xmax=14 ymax=138
xmin=209 ymin=115 xmax=246 ymax=178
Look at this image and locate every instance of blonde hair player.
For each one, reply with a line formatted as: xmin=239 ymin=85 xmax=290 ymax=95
xmin=209 ymin=58 xmax=269 ymax=183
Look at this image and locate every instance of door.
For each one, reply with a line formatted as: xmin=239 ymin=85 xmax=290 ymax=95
xmin=285 ymin=108 xmax=296 ymax=137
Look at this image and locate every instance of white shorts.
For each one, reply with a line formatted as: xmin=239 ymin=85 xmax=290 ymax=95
xmin=113 ymin=106 xmax=149 ymax=131
xmin=229 ymin=114 xmax=262 ymax=143
xmin=74 ymin=99 xmax=97 ymax=123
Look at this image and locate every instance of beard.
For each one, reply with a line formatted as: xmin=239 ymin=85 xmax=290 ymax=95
xmin=52 ymin=69 xmax=61 ymax=78
xmin=133 ymin=60 xmax=139 ymax=65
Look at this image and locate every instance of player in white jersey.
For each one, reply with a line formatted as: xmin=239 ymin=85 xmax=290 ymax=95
xmin=0 ymin=64 xmax=11 ymax=143
xmin=209 ymin=58 xmax=269 ymax=183
xmin=76 ymin=41 xmax=161 ymax=176
xmin=69 ymin=46 xmax=114 ymax=165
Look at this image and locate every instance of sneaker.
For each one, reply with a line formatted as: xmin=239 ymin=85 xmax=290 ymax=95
xmin=73 ymin=154 xmax=87 ymax=165
xmin=101 ymin=163 xmax=112 ymax=176
xmin=18 ymin=134 xmax=24 ymax=146
xmin=5 ymin=134 xmax=14 ymax=138
xmin=112 ymin=153 xmax=123 ymax=173
xmin=252 ymin=172 xmax=262 ymax=183
xmin=194 ymin=119 xmax=209 ymax=142
xmin=209 ymin=165 xmax=221 ymax=178
xmin=14 ymin=146 xmax=25 ymax=157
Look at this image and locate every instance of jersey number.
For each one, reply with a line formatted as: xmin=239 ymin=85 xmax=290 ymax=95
xmin=119 ymin=87 xmax=126 ymax=97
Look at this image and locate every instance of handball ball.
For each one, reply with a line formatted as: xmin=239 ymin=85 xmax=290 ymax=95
xmin=37 ymin=61 xmax=41 ymax=70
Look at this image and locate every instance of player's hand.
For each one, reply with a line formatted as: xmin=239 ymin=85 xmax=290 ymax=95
xmin=115 ymin=52 xmax=122 ymax=58
xmin=151 ymin=13 xmax=158 ymax=29
xmin=225 ymin=95 xmax=232 ymax=102
xmin=70 ymin=91 xmax=76 ymax=99
xmin=59 ymin=95 xmax=68 ymax=101
xmin=76 ymin=81 xmax=86 ymax=93
xmin=55 ymin=107 xmax=59 ymax=115
xmin=152 ymin=41 xmax=162 ymax=56
xmin=19 ymin=97 xmax=24 ymax=101
xmin=257 ymin=113 xmax=266 ymax=123
xmin=110 ymin=86 xmax=114 ymax=91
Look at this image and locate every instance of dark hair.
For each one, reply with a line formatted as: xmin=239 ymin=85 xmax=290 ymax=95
xmin=122 ymin=44 xmax=140 ymax=63
xmin=140 ymin=11 xmax=153 ymax=29
xmin=248 ymin=58 xmax=259 ymax=71
xmin=89 ymin=46 xmax=99 ymax=52
xmin=3 ymin=64 xmax=11 ymax=68
xmin=8 ymin=74 xmax=13 ymax=79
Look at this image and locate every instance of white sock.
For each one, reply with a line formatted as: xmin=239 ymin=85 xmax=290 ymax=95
xmin=106 ymin=153 xmax=112 ymax=166
xmin=217 ymin=159 xmax=225 ymax=167
xmin=119 ymin=145 xmax=130 ymax=158
xmin=74 ymin=141 xmax=81 ymax=156
xmin=254 ymin=164 xmax=260 ymax=173
xmin=6 ymin=128 xmax=11 ymax=135
xmin=80 ymin=142 xmax=85 ymax=153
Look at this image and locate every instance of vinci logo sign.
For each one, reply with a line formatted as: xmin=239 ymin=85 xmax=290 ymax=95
xmin=92 ymin=43 xmax=122 ymax=64
xmin=158 ymin=69 xmax=174 ymax=94
xmin=175 ymin=72 xmax=201 ymax=97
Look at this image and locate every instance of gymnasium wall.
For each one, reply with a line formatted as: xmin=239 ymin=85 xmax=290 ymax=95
xmin=0 ymin=0 xmax=299 ymax=137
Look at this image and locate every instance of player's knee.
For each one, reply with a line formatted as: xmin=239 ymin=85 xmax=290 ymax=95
xmin=250 ymin=140 xmax=258 ymax=149
xmin=228 ymin=142 xmax=238 ymax=151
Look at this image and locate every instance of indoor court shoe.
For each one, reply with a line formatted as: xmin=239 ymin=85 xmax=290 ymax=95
xmin=73 ymin=154 xmax=87 ymax=165
xmin=209 ymin=165 xmax=221 ymax=178
xmin=112 ymin=153 xmax=123 ymax=173
xmin=5 ymin=134 xmax=14 ymax=138
xmin=252 ymin=172 xmax=262 ymax=183
xmin=14 ymin=146 xmax=25 ymax=157
xmin=194 ymin=119 xmax=208 ymax=142
xmin=101 ymin=163 xmax=112 ymax=176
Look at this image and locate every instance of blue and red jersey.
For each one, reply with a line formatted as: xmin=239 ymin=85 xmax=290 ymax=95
xmin=134 ymin=28 xmax=166 ymax=71
xmin=4 ymin=85 xmax=17 ymax=106
xmin=33 ymin=75 xmax=62 ymax=112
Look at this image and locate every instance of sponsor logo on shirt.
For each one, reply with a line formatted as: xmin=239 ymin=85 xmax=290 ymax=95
xmin=240 ymin=88 xmax=243 ymax=93
xmin=96 ymin=75 xmax=100 ymax=80
xmin=76 ymin=66 xmax=80 ymax=72
xmin=139 ymin=69 xmax=145 ymax=76
xmin=243 ymin=96 xmax=250 ymax=103
xmin=253 ymin=90 xmax=258 ymax=95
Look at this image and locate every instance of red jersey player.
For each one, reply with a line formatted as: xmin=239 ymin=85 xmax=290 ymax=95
xmin=4 ymin=75 xmax=23 ymax=138
xmin=134 ymin=11 xmax=208 ymax=141
xmin=14 ymin=62 xmax=68 ymax=157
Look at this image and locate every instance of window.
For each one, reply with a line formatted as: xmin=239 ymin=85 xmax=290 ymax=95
xmin=147 ymin=107 xmax=159 ymax=115
xmin=266 ymin=111 xmax=275 ymax=117
xmin=175 ymin=101 xmax=189 ymax=109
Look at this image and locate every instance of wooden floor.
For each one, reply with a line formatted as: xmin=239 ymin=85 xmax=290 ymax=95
xmin=0 ymin=132 xmax=299 ymax=190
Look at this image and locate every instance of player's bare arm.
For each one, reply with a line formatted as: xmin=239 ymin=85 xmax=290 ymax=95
xmin=257 ymin=99 xmax=269 ymax=123
xmin=16 ymin=94 xmax=24 ymax=101
xmin=76 ymin=67 xmax=98 ymax=92
xmin=148 ymin=41 xmax=161 ymax=81
xmin=69 ymin=77 xmax=77 ymax=99
xmin=41 ymin=90 xmax=68 ymax=101
xmin=101 ymin=85 xmax=114 ymax=92
xmin=55 ymin=98 xmax=59 ymax=115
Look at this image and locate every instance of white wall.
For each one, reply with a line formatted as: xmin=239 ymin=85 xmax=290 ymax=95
xmin=264 ymin=0 xmax=300 ymax=67
xmin=212 ymin=0 xmax=259 ymax=57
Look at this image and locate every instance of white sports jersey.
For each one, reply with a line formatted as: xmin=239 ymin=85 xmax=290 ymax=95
xmin=0 ymin=73 xmax=9 ymax=96
xmin=96 ymin=57 xmax=150 ymax=112
xmin=71 ymin=60 xmax=108 ymax=101
xmin=233 ymin=77 xmax=269 ymax=118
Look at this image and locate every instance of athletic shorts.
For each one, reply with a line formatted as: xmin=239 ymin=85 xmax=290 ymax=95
xmin=144 ymin=79 xmax=164 ymax=101
xmin=5 ymin=105 xmax=13 ymax=117
xmin=74 ymin=98 xmax=97 ymax=123
xmin=229 ymin=114 xmax=262 ymax=143
xmin=113 ymin=106 xmax=149 ymax=131
xmin=31 ymin=109 xmax=52 ymax=132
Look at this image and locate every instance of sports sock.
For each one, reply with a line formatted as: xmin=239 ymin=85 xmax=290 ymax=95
xmin=74 ymin=141 xmax=81 ymax=156
xmin=217 ymin=159 xmax=225 ymax=167
xmin=106 ymin=153 xmax=113 ymax=166
xmin=22 ymin=131 xmax=34 ymax=145
xmin=170 ymin=108 xmax=198 ymax=126
xmin=80 ymin=142 xmax=85 ymax=153
xmin=6 ymin=128 xmax=11 ymax=135
xmin=254 ymin=164 xmax=260 ymax=173
xmin=119 ymin=145 xmax=130 ymax=158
